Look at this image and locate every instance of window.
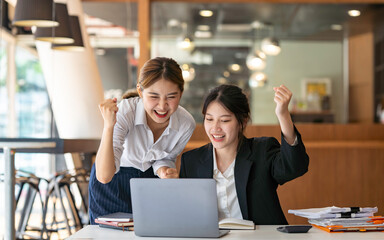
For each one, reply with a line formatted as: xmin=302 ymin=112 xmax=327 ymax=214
xmin=15 ymin=47 xmax=52 ymax=138
xmin=0 ymin=40 xmax=7 ymax=136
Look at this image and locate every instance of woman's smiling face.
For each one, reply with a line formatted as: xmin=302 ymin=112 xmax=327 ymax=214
xmin=204 ymin=100 xmax=240 ymax=151
xmin=140 ymin=78 xmax=182 ymax=126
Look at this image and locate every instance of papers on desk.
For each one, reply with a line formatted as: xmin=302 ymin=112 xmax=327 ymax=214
xmin=288 ymin=206 xmax=378 ymax=219
xmin=96 ymin=212 xmax=133 ymax=222
xmin=288 ymin=206 xmax=384 ymax=232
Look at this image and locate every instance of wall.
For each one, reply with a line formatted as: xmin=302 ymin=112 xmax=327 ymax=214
xmin=96 ymin=48 xmax=129 ymax=91
xmin=349 ymin=32 xmax=374 ymax=123
xmin=251 ymin=40 xmax=344 ymax=124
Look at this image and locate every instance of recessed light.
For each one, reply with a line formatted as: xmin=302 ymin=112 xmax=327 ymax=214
xmin=197 ymin=25 xmax=210 ymax=31
xmin=331 ymin=24 xmax=343 ymax=31
xmin=194 ymin=30 xmax=212 ymax=38
xmin=229 ymin=63 xmax=241 ymax=72
xmin=199 ymin=10 xmax=213 ymax=17
xmin=167 ymin=19 xmax=180 ymax=28
xmin=348 ymin=10 xmax=361 ymax=17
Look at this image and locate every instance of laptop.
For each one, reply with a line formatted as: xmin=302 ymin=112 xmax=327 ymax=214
xmin=130 ymin=178 xmax=230 ymax=238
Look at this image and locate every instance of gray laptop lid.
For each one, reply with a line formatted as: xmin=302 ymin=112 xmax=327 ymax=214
xmin=130 ymin=178 xmax=229 ymax=238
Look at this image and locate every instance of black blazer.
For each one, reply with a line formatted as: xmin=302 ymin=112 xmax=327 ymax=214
xmin=180 ymin=129 xmax=309 ymax=225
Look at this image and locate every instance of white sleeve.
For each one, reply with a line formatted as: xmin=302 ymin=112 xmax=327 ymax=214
xmin=112 ymin=101 xmax=135 ymax=173
xmin=152 ymin=113 xmax=196 ymax=175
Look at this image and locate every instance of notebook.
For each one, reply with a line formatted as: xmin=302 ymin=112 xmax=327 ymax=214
xmin=130 ymin=178 xmax=230 ymax=238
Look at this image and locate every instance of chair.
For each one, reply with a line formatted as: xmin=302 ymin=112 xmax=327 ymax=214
xmin=41 ymin=168 xmax=90 ymax=239
xmin=0 ymin=168 xmax=90 ymax=239
xmin=6 ymin=170 xmax=47 ymax=239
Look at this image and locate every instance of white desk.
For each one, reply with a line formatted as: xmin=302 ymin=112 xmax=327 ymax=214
xmin=67 ymin=225 xmax=383 ymax=240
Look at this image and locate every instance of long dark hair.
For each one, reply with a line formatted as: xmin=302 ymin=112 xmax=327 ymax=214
xmin=202 ymin=84 xmax=250 ymax=149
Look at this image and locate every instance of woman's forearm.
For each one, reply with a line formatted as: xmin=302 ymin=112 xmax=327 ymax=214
xmin=95 ymin=127 xmax=116 ymax=183
xmin=277 ymin=112 xmax=296 ymax=145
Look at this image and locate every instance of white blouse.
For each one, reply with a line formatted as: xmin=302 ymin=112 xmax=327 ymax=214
xmin=213 ymin=148 xmax=243 ymax=220
xmin=112 ymin=97 xmax=196 ymax=175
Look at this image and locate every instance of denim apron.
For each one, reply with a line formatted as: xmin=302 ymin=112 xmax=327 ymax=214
xmin=88 ymin=164 xmax=157 ymax=224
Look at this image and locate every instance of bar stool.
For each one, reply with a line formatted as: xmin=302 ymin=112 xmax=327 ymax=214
xmin=41 ymin=168 xmax=90 ymax=238
xmin=2 ymin=170 xmax=49 ymax=239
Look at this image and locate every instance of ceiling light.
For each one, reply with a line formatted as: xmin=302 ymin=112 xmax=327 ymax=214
xmin=167 ymin=19 xmax=180 ymax=28
xmin=217 ymin=77 xmax=227 ymax=84
xmin=348 ymin=10 xmax=361 ymax=17
xmin=52 ymin=16 xmax=84 ymax=51
xmin=229 ymin=63 xmax=242 ymax=73
xmin=13 ymin=0 xmax=59 ymax=27
xmin=246 ymin=50 xmax=266 ymax=71
xmin=331 ymin=24 xmax=343 ymax=31
xmin=251 ymin=21 xmax=264 ymax=29
xmin=34 ymin=3 xmax=74 ymax=44
xmin=249 ymin=72 xmax=267 ymax=88
xmin=199 ymin=10 xmax=213 ymax=17
xmin=181 ymin=64 xmax=196 ymax=82
xmin=194 ymin=30 xmax=212 ymax=38
xmin=177 ymin=35 xmax=195 ymax=51
xmin=261 ymin=38 xmax=281 ymax=56
xmin=197 ymin=25 xmax=210 ymax=31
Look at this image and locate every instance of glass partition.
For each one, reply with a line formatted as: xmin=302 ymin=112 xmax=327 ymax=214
xmin=15 ymin=47 xmax=52 ymax=138
xmin=151 ymin=2 xmax=381 ymax=124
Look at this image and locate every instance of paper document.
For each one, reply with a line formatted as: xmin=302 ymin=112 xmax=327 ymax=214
xmin=288 ymin=206 xmax=378 ymax=219
xmin=96 ymin=212 xmax=133 ymax=222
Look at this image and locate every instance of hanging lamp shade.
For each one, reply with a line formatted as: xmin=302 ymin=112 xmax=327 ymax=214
xmin=246 ymin=50 xmax=266 ymax=70
xmin=177 ymin=34 xmax=195 ymax=51
xmin=181 ymin=63 xmax=195 ymax=82
xmin=13 ymin=0 xmax=59 ymax=27
xmin=261 ymin=37 xmax=281 ymax=56
xmin=34 ymin=3 xmax=74 ymax=44
xmin=249 ymin=72 xmax=267 ymax=88
xmin=52 ymin=15 xmax=84 ymax=51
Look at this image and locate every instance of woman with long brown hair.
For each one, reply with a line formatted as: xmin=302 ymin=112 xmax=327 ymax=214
xmin=89 ymin=57 xmax=196 ymax=224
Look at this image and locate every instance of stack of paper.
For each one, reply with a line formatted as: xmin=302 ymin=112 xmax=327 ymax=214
xmin=288 ymin=206 xmax=378 ymax=219
xmin=288 ymin=206 xmax=384 ymax=232
xmin=95 ymin=212 xmax=134 ymax=231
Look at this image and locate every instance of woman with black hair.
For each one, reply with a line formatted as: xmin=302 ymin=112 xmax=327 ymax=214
xmin=180 ymin=84 xmax=309 ymax=225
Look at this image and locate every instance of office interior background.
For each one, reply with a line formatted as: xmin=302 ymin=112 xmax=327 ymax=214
xmin=1 ymin=0 xmax=384 ymax=239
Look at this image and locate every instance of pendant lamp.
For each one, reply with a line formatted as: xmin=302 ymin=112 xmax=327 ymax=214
xmin=34 ymin=3 xmax=74 ymax=44
xmin=261 ymin=37 xmax=281 ymax=56
xmin=13 ymin=0 xmax=59 ymax=27
xmin=181 ymin=63 xmax=195 ymax=82
xmin=249 ymin=72 xmax=267 ymax=88
xmin=52 ymin=15 xmax=84 ymax=51
xmin=246 ymin=49 xmax=266 ymax=71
